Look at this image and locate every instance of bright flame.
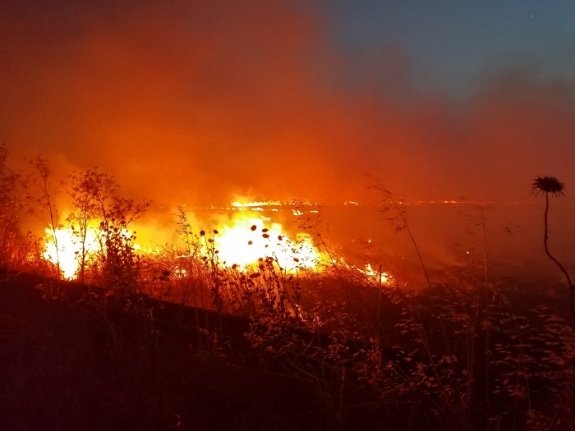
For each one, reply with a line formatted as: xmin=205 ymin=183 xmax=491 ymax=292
xmin=207 ymin=216 xmax=321 ymax=271
xmin=231 ymin=200 xmax=283 ymax=208
xmin=43 ymin=222 xmax=137 ymax=280
xmin=42 ymin=209 xmax=391 ymax=283
xmin=360 ymin=263 xmax=390 ymax=284
xmin=43 ymin=214 xmax=322 ymax=278
xmin=43 ymin=226 xmax=100 ymax=279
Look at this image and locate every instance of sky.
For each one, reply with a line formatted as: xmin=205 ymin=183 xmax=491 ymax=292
xmin=1 ymin=0 xmax=575 ymax=208
xmin=328 ymin=0 xmax=575 ymax=98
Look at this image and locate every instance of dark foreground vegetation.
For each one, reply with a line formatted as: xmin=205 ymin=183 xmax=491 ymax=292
xmin=0 ymin=145 xmax=574 ymax=430
xmin=1 ymin=268 xmax=574 ymax=431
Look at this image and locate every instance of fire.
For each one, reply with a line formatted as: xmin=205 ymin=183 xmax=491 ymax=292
xmin=43 ymin=213 xmax=324 ymax=279
xmin=209 ymin=216 xmax=321 ymax=271
xmin=42 ymin=208 xmax=390 ymax=284
xmin=360 ymin=263 xmax=390 ymax=284
xmin=43 ymin=226 xmax=100 ymax=279
xmin=43 ymin=222 xmax=137 ymax=280
xmin=231 ymin=200 xmax=283 ymax=208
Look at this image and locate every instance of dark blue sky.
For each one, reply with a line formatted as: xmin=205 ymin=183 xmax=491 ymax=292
xmin=326 ymin=0 xmax=575 ymax=98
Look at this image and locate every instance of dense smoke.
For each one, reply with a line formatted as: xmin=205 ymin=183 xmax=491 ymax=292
xmin=2 ymin=0 xmax=574 ymax=210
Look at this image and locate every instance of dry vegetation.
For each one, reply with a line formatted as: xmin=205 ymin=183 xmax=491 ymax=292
xmin=0 ymin=146 xmax=574 ymax=430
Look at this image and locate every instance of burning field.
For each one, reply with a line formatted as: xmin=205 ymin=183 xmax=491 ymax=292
xmin=0 ymin=145 xmax=574 ymax=430
xmin=2 ymin=0 xmax=575 ymax=429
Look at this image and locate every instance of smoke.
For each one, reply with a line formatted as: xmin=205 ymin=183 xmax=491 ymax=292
xmin=2 ymin=0 xmax=575 ymax=212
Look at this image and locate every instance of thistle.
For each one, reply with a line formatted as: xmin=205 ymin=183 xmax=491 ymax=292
xmin=532 ymin=176 xmax=564 ymax=197
xmin=532 ymin=176 xmax=574 ymax=319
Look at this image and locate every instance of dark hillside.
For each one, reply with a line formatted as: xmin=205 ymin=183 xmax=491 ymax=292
xmin=1 ymin=270 xmax=574 ymax=431
xmin=0 ymin=272 xmax=329 ymax=431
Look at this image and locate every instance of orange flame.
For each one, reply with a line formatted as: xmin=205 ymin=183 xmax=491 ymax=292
xmin=43 ymin=226 xmax=99 ymax=279
xmin=43 ymin=213 xmax=324 ymax=279
xmin=207 ymin=216 xmax=321 ymax=271
xmin=359 ymin=263 xmax=391 ymax=284
xmin=43 ymin=221 xmax=138 ymax=280
xmin=43 ymin=208 xmax=391 ymax=284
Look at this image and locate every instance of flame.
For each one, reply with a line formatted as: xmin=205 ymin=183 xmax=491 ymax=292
xmin=43 ymin=222 xmax=137 ymax=280
xmin=231 ymin=200 xmax=283 ymax=208
xmin=42 ymin=208 xmax=390 ymax=284
xmin=43 ymin=226 xmax=100 ymax=279
xmin=360 ymin=263 xmax=391 ymax=284
xmin=204 ymin=216 xmax=321 ymax=271
xmin=43 ymin=213 xmax=323 ymax=279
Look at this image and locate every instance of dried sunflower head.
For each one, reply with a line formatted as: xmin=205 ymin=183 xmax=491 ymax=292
xmin=532 ymin=176 xmax=565 ymax=197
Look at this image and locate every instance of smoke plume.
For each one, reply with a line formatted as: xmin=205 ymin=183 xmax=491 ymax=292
xmin=2 ymin=0 xmax=574 ymax=210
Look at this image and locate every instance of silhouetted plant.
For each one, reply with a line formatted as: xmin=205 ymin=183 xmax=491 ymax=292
xmin=173 ymin=206 xmax=210 ymax=307
xmin=375 ymin=184 xmax=431 ymax=288
xmin=0 ymin=144 xmax=28 ymax=269
xmin=532 ymin=176 xmax=574 ymax=319
xmin=26 ymin=156 xmax=62 ymax=276
xmin=67 ymin=167 xmax=150 ymax=290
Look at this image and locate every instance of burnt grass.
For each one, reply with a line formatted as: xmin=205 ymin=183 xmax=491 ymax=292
xmin=1 ymin=270 xmax=574 ymax=431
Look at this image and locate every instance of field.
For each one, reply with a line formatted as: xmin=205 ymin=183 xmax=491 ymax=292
xmin=0 ymin=149 xmax=574 ymax=430
xmin=2 ymin=263 xmax=574 ymax=431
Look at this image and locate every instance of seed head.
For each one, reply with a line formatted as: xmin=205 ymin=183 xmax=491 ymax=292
xmin=532 ymin=176 xmax=564 ymax=197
